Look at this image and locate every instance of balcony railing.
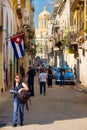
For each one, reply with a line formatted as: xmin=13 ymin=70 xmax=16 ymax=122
xmin=53 ymin=20 xmax=59 ymax=28
xmin=71 ymin=0 xmax=84 ymax=12
xmin=69 ymin=30 xmax=84 ymax=44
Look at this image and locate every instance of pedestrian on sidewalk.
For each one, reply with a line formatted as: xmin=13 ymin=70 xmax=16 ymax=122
xmin=27 ymin=65 xmax=36 ymax=96
xmin=47 ymin=66 xmax=53 ymax=88
xmin=60 ymin=66 xmax=65 ymax=86
xmin=38 ymin=67 xmax=47 ymax=95
xmin=20 ymin=63 xmax=25 ymax=80
xmin=73 ymin=64 xmax=77 ymax=78
xmin=10 ymin=73 xmax=29 ymax=127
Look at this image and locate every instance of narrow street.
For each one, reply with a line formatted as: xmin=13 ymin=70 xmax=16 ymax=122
xmin=0 ymin=76 xmax=87 ymax=130
xmin=0 ymin=1 xmax=87 ymax=129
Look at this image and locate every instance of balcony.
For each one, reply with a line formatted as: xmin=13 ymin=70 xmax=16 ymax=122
xmin=53 ymin=20 xmax=59 ymax=28
xmin=27 ymin=30 xmax=35 ymax=39
xmin=71 ymin=0 xmax=84 ymax=12
xmin=52 ymin=0 xmax=61 ymax=18
xmin=69 ymin=30 xmax=84 ymax=44
xmin=16 ymin=8 xmax=22 ymax=19
xmin=22 ymin=8 xmax=30 ymax=27
xmin=25 ymin=41 xmax=36 ymax=55
xmin=68 ymin=31 xmax=77 ymax=44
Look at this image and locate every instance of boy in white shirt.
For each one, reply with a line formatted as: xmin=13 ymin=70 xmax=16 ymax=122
xmin=38 ymin=68 xmax=47 ymax=95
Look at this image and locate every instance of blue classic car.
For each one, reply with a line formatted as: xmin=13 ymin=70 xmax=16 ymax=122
xmin=55 ymin=66 xmax=76 ymax=85
xmin=53 ymin=67 xmax=58 ymax=75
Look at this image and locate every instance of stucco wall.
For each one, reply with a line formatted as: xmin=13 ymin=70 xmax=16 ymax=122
xmin=79 ymin=40 xmax=87 ymax=86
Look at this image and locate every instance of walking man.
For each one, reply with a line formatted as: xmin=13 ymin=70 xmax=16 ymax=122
xmin=60 ymin=66 xmax=65 ymax=86
xmin=20 ymin=63 xmax=25 ymax=80
xmin=27 ymin=65 xmax=35 ymax=96
xmin=38 ymin=68 xmax=47 ymax=95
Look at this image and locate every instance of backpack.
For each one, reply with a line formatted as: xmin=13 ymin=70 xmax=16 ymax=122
xmin=18 ymin=90 xmax=31 ymax=104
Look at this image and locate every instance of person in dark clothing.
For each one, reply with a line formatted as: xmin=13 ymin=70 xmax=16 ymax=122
xmin=47 ymin=67 xmax=53 ymax=88
xmin=27 ymin=65 xmax=35 ymax=96
xmin=20 ymin=63 xmax=25 ymax=80
xmin=60 ymin=66 xmax=65 ymax=86
xmin=73 ymin=64 xmax=77 ymax=78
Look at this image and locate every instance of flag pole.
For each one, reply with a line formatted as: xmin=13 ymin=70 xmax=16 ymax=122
xmin=5 ymin=33 xmax=24 ymax=40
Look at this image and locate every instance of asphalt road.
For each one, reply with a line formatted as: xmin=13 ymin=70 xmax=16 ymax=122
xmin=0 ymin=77 xmax=87 ymax=130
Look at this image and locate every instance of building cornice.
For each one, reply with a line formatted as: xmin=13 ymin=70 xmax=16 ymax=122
xmin=52 ymin=0 xmax=61 ymax=18
xmin=57 ymin=0 xmax=66 ymax=15
xmin=71 ymin=0 xmax=84 ymax=12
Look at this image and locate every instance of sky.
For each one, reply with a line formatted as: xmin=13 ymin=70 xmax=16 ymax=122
xmin=33 ymin=0 xmax=56 ymax=29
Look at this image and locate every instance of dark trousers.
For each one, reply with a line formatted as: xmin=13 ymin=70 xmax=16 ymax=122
xmin=40 ymin=82 xmax=46 ymax=94
xmin=60 ymin=75 xmax=65 ymax=86
xmin=28 ymin=79 xmax=34 ymax=96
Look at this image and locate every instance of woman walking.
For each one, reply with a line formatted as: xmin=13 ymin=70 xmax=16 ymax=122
xmin=10 ymin=74 xmax=29 ymax=127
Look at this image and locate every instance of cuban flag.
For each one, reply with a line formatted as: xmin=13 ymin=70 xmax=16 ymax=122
xmin=10 ymin=34 xmax=25 ymax=59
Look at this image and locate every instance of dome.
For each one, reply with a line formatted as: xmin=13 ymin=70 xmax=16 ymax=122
xmin=39 ymin=6 xmax=50 ymax=20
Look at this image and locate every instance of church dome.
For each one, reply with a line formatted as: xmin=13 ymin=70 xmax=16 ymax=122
xmin=39 ymin=6 xmax=50 ymax=20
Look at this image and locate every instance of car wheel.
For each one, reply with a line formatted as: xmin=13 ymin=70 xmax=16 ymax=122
xmin=55 ymin=80 xmax=57 ymax=85
xmin=71 ymin=82 xmax=75 ymax=85
xmin=56 ymin=81 xmax=60 ymax=85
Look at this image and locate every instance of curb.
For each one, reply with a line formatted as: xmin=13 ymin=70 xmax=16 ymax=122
xmin=74 ymin=83 xmax=87 ymax=93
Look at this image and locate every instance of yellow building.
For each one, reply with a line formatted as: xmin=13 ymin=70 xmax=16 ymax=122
xmin=0 ymin=0 xmax=35 ymax=93
xmin=71 ymin=0 xmax=84 ymax=44
xmin=71 ymin=0 xmax=87 ymax=85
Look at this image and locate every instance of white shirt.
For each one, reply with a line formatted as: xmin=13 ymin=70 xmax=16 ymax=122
xmin=39 ymin=72 xmax=47 ymax=82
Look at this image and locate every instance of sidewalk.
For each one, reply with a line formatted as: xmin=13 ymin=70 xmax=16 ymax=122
xmin=69 ymin=81 xmax=87 ymax=94
xmin=77 ymin=83 xmax=87 ymax=93
xmin=0 ymin=89 xmax=11 ymax=128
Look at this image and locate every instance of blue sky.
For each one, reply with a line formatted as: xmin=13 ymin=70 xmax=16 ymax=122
xmin=33 ymin=0 xmax=56 ymax=28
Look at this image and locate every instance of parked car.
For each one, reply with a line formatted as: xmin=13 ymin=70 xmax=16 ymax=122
xmin=52 ymin=67 xmax=58 ymax=75
xmin=55 ymin=66 xmax=76 ymax=85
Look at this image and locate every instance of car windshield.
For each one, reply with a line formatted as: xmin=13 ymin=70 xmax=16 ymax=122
xmin=57 ymin=67 xmax=72 ymax=73
xmin=65 ymin=68 xmax=72 ymax=72
xmin=57 ymin=68 xmax=61 ymax=72
xmin=53 ymin=68 xmax=57 ymax=71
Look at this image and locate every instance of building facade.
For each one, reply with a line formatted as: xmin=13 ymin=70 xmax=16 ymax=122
xmin=71 ymin=0 xmax=87 ymax=85
xmin=0 ymin=0 xmax=35 ymax=93
xmin=0 ymin=0 xmax=15 ymax=92
xmin=35 ymin=7 xmax=51 ymax=61
xmin=52 ymin=0 xmax=87 ymax=86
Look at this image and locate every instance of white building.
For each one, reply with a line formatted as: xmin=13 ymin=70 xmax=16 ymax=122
xmin=35 ymin=6 xmax=51 ymax=59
